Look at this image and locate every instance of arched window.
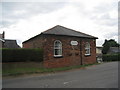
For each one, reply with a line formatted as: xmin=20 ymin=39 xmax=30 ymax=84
xmin=85 ymin=42 xmax=90 ymax=55
xmin=54 ymin=40 xmax=62 ymax=57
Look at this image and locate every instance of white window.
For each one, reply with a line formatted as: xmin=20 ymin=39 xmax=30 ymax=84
xmin=85 ymin=42 xmax=90 ymax=55
xmin=54 ymin=40 xmax=62 ymax=57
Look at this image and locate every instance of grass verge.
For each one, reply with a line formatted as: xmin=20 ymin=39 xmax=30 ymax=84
xmin=3 ymin=63 xmax=100 ymax=77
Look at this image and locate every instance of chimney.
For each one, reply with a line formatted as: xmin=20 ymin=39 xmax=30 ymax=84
xmin=2 ymin=31 xmax=5 ymax=39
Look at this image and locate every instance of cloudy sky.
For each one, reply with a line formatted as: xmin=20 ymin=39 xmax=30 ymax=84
xmin=0 ymin=0 xmax=119 ymax=47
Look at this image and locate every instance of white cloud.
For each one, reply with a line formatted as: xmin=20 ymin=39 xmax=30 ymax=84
xmin=0 ymin=0 xmax=118 ymax=47
xmin=13 ymin=10 xmax=27 ymax=15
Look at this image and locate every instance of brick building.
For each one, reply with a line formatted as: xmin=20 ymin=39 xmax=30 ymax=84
xmin=23 ymin=25 xmax=98 ymax=68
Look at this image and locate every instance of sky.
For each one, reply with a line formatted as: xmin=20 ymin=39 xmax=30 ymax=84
xmin=0 ymin=0 xmax=119 ymax=47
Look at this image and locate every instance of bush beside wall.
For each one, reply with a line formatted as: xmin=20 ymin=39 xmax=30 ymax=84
xmin=2 ymin=48 xmax=43 ymax=62
xmin=102 ymin=53 xmax=120 ymax=62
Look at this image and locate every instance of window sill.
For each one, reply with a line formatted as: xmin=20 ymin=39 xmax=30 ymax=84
xmin=54 ymin=55 xmax=63 ymax=58
xmin=85 ymin=54 xmax=91 ymax=56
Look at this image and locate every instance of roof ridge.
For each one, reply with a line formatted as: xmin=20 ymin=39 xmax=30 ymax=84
xmin=41 ymin=25 xmax=60 ymax=33
xmin=51 ymin=25 xmax=97 ymax=38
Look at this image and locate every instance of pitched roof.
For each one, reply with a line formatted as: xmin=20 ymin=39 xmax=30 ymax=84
xmin=23 ymin=25 xmax=98 ymax=43
xmin=107 ymin=47 xmax=120 ymax=54
xmin=4 ymin=39 xmax=21 ymax=48
xmin=41 ymin=25 xmax=98 ymax=39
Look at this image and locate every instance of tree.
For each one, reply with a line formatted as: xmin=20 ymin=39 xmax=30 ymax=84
xmin=108 ymin=39 xmax=120 ymax=47
xmin=102 ymin=42 xmax=110 ymax=54
xmin=102 ymin=39 xmax=120 ymax=54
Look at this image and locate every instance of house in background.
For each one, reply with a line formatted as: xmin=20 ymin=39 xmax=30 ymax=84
xmin=0 ymin=32 xmax=5 ymax=48
xmin=96 ymin=46 xmax=103 ymax=63
xmin=0 ymin=32 xmax=20 ymax=48
xmin=107 ymin=47 xmax=120 ymax=54
xmin=96 ymin=46 xmax=120 ymax=63
xmin=23 ymin=25 xmax=98 ymax=68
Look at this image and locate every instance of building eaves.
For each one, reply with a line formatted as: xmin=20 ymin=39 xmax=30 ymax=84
xmin=23 ymin=25 xmax=98 ymax=43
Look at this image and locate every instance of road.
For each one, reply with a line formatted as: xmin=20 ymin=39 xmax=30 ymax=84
xmin=2 ymin=62 xmax=118 ymax=88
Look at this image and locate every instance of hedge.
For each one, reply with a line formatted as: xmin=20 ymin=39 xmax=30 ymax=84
xmin=2 ymin=48 xmax=43 ymax=62
xmin=102 ymin=53 xmax=120 ymax=62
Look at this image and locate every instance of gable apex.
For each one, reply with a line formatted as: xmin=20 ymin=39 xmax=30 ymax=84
xmin=41 ymin=25 xmax=98 ymax=39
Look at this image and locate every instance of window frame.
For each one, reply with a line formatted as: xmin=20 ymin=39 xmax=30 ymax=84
xmin=85 ymin=42 xmax=91 ymax=56
xmin=54 ymin=40 xmax=62 ymax=57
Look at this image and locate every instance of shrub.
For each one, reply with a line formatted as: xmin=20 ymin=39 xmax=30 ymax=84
xmin=2 ymin=48 xmax=43 ymax=62
xmin=102 ymin=53 xmax=120 ymax=62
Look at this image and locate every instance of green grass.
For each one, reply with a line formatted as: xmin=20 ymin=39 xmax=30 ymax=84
xmin=2 ymin=62 xmax=100 ymax=77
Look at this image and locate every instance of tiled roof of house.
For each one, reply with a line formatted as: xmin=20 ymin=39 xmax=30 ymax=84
xmin=107 ymin=47 xmax=120 ymax=54
xmin=41 ymin=25 xmax=98 ymax=39
xmin=23 ymin=25 xmax=98 ymax=43
xmin=4 ymin=39 xmax=21 ymax=48
xmin=0 ymin=32 xmax=20 ymax=48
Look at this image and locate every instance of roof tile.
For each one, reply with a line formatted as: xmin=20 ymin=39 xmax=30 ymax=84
xmin=42 ymin=25 xmax=98 ymax=39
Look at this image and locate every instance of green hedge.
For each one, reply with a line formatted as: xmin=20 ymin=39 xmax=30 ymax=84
xmin=102 ymin=53 xmax=120 ymax=62
xmin=2 ymin=48 xmax=43 ymax=62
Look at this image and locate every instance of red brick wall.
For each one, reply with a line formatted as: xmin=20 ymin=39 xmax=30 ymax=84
xmin=23 ymin=35 xmax=97 ymax=68
xmin=23 ymin=36 xmax=44 ymax=48
xmin=81 ymin=39 xmax=97 ymax=65
xmin=43 ymin=35 xmax=97 ymax=68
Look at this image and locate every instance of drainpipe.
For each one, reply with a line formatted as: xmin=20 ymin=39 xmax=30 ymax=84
xmin=80 ymin=39 xmax=83 ymax=65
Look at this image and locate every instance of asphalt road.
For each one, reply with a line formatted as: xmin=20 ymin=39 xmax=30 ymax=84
xmin=2 ymin=62 xmax=118 ymax=88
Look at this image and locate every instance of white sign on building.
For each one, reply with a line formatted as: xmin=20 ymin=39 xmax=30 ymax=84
xmin=70 ymin=41 xmax=78 ymax=45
